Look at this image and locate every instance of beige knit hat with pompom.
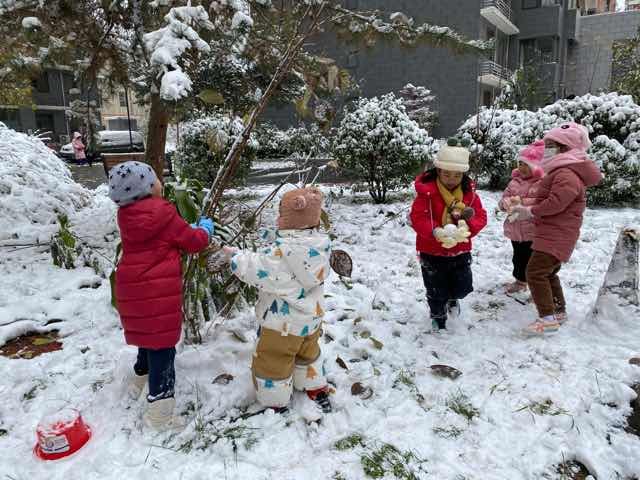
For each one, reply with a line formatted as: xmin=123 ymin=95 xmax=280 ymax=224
xmin=278 ymin=187 xmax=323 ymax=230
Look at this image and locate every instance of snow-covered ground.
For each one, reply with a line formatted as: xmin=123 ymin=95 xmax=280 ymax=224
xmin=1 ymin=168 xmax=640 ymax=479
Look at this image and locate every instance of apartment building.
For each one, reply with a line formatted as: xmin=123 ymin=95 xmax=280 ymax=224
xmin=0 ymin=68 xmax=99 ymax=144
xmin=578 ymin=0 xmax=616 ymax=14
xmin=100 ymin=88 xmax=147 ymax=132
xmin=267 ymin=0 xmax=580 ymax=136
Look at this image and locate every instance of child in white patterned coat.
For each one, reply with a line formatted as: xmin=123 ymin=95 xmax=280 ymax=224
xmin=223 ymin=187 xmax=332 ymax=413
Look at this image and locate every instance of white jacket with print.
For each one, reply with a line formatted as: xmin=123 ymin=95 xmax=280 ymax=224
xmin=230 ymin=229 xmax=331 ymax=337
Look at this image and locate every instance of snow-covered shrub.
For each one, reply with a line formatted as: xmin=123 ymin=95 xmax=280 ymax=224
xmin=255 ymin=123 xmax=330 ymax=159
xmin=0 ymin=123 xmax=92 ymax=242
xmin=398 ymin=83 xmax=438 ymax=133
xmin=173 ymin=113 xmax=259 ymax=186
xmin=333 ymin=93 xmax=435 ymax=203
xmin=458 ymin=108 xmax=540 ymax=189
xmin=458 ymin=92 xmax=640 ymax=203
xmin=588 ymin=135 xmax=640 ymax=205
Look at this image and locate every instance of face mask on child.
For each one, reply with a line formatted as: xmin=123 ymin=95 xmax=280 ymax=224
xmin=543 ymin=147 xmax=558 ymax=161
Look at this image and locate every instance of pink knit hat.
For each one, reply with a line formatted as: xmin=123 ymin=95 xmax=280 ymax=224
xmin=517 ymin=140 xmax=544 ymax=177
xmin=544 ymin=122 xmax=592 ymax=151
xmin=278 ymin=187 xmax=323 ymax=230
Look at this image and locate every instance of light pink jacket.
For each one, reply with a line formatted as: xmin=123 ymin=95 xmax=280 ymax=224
xmin=500 ymin=169 xmax=542 ymax=242
xmin=72 ymin=137 xmax=86 ymax=160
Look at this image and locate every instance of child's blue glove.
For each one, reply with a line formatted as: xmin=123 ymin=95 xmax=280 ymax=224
xmin=191 ymin=217 xmax=214 ymax=238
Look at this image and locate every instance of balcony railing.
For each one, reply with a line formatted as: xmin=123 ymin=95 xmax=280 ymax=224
xmin=481 ymin=0 xmax=515 ymax=23
xmin=479 ymin=60 xmax=512 ymax=82
xmin=480 ymin=0 xmax=519 ymax=35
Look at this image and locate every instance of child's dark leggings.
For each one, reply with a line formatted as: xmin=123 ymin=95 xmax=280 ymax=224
xmin=134 ymin=347 xmax=176 ymax=402
xmin=511 ymin=241 xmax=533 ymax=283
xmin=420 ymin=253 xmax=473 ymax=322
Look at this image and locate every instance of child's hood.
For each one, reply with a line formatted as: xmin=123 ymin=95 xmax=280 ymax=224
xmin=117 ymin=197 xmax=177 ymax=243
xmin=544 ymin=150 xmax=603 ymax=187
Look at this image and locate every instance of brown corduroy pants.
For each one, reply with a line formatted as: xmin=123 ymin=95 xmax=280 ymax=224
xmin=252 ymin=326 xmax=321 ymax=382
xmin=526 ymin=250 xmax=567 ymax=318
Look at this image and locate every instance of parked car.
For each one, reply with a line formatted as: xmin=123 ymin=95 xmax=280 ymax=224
xmin=94 ymin=130 xmax=145 ymax=157
xmin=59 ymin=143 xmax=75 ymax=161
xmin=59 ymin=130 xmax=145 ymax=163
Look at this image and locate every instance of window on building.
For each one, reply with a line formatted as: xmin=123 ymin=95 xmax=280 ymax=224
xmin=537 ymin=37 xmax=555 ymax=62
xmin=32 ymin=72 xmax=50 ymax=93
xmin=522 ymin=0 xmax=541 ymax=8
xmin=482 ymin=90 xmax=494 ymax=107
xmin=118 ymin=90 xmax=127 ymax=107
xmin=521 ymin=37 xmax=556 ymax=65
xmin=35 ymin=112 xmax=55 ymax=133
xmin=0 ymin=109 xmax=21 ymax=130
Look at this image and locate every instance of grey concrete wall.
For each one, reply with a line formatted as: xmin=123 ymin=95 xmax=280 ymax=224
xmin=266 ymin=0 xmax=486 ymax=137
xmin=514 ymin=3 xmax=562 ymax=39
xmin=566 ymin=11 xmax=640 ymax=95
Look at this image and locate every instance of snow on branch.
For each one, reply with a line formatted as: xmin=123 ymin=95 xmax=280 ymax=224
xmin=331 ymin=6 xmax=494 ymax=54
xmin=144 ymin=4 xmax=214 ymax=101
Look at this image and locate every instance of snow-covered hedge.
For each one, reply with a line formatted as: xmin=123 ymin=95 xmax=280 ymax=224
xmin=255 ymin=123 xmax=330 ymax=159
xmin=173 ymin=113 xmax=259 ymax=186
xmin=0 ymin=123 xmax=92 ymax=242
xmin=333 ymin=93 xmax=436 ymax=203
xmin=458 ymin=92 xmax=640 ymax=204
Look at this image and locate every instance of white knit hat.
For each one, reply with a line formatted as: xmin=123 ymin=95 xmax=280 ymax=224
xmin=434 ymin=146 xmax=470 ymax=172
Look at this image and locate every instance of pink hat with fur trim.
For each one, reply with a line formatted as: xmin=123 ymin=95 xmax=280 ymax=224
xmin=518 ymin=140 xmax=544 ymax=177
xmin=544 ymin=122 xmax=592 ymax=151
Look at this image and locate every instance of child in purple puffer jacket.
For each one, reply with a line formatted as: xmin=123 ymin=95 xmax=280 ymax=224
xmin=499 ymin=140 xmax=545 ymax=295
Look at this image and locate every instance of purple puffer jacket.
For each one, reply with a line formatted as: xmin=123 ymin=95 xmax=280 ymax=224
xmin=499 ymin=169 xmax=542 ymax=242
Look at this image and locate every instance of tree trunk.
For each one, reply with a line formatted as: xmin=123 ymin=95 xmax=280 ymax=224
xmin=146 ymin=93 xmax=170 ymax=181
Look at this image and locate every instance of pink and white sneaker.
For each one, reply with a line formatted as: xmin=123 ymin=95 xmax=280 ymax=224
xmin=505 ymin=281 xmax=528 ymax=294
xmin=554 ymin=312 xmax=568 ymax=324
xmin=522 ymin=318 xmax=560 ymax=337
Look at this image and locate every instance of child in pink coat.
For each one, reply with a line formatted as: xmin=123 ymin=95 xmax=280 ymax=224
xmin=499 ymin=140 xmax=544 ymax=295
xmin=510 ymin=123 xmax=603 ymax=337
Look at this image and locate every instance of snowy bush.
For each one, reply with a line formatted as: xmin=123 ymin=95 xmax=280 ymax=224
xmin=398 ymin=83 xmax=438 ymax=133
xmin=333 ymin=93 xmax=435 ymax=203
xmin=589 ymin=136 xmax=640 ymax=205
xmin=0 ymin=123 xmax=92 ymax=242
xmin=173 ymin=113 xmax=259 ymax=186
xmin=457 ymin=92 xmax=640 ymax=204
xmin=255 ymin=123 xmax=331 ymax=159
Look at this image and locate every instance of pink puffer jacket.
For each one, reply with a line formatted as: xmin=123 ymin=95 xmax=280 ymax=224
xmin=530 ymin=151 xmax=603 ymax=262
xmin=500 ymin=169 xmax=542 ymax=242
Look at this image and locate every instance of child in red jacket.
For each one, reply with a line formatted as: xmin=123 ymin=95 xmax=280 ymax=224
xmin=410 ymin=142 xmax=487 ymax=332
xmin=109 ymin=161 xmax=213 ymax=430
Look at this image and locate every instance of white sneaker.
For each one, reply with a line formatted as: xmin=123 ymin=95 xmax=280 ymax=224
xmin=143 ymin=397 xmax=186 ymax=431
xmin=522 ymin=318 xmax=560 ymax=338
xmin=127 ymin=374 xmax=148 ymax=401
